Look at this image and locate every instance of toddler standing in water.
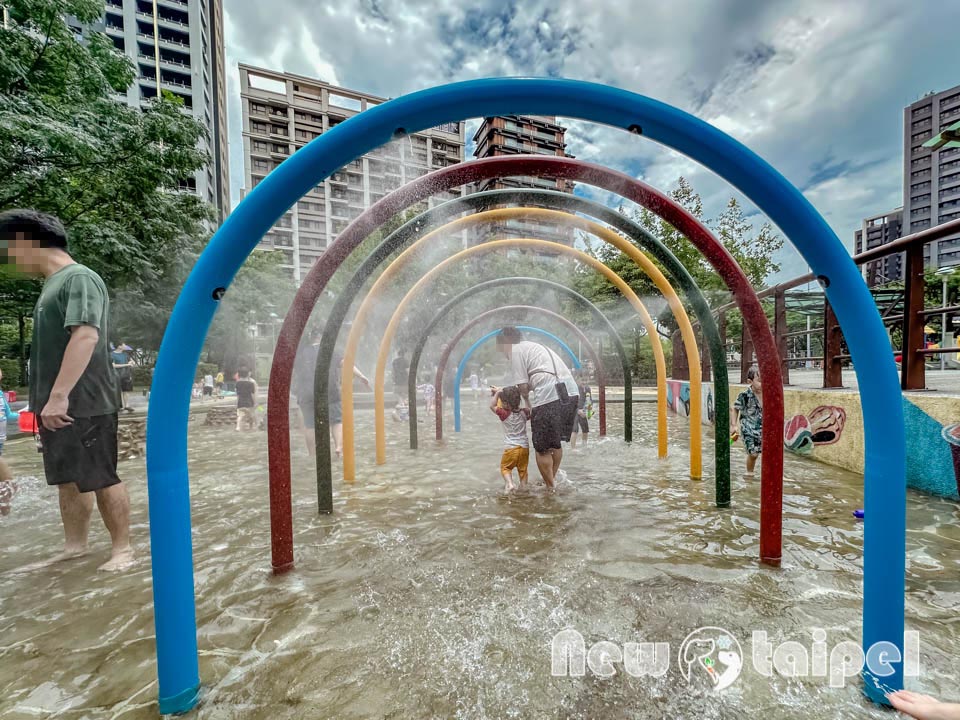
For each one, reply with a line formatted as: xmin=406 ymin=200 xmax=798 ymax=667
xmin=489 ymin=385 xmax=531 ymax=492
xmin=731 ymin=367 xmax=763 ymax=477
xmin=417 ymin=376 xmax=436 ymax=416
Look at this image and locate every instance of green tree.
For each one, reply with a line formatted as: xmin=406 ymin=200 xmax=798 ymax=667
xmin=0 ymin=264 xmax=42 ymax=383
xmin=203 ymin=250 xmax=296 ymax=377
xmin=0 ymin=0 xmax=213 ymax=292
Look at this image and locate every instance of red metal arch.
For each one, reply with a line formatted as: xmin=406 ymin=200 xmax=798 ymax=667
xmin=267 ymin=156 xmax=783 ymax=570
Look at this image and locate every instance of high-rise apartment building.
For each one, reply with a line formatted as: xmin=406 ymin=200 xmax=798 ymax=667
xmin=239 ymin=65 xmax=466 ymax=281
xmin=471 ymin=115 xmax=575 ymax=247
xmin=76 ymin=0 xmax=230 ymax=221
xmin=903 ymin=84 xmax=960 ymax=269
xmin=855 ymin=208 xmax=903 ymax=287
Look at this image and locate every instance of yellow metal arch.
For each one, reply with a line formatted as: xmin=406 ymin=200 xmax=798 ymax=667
xmin=341 ymin=235 xmax=683 ymax=481
xmin=364 ymin=208 xmax=702 ymax=478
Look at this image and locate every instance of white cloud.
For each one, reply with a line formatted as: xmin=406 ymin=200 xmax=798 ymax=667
xmin=221 ymin=0 xmax=959 ymax=282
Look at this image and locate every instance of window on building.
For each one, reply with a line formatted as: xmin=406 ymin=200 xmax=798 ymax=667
xmin=250 ymin=102 xmax=266 ymax=115
xmin=252 ymin=140 xmax=268 ymax=153
xmin=911 ymin=104 xmax=932 ymax=118
xmin=911 ymin=193 xmax=931 ymax=204
xmin=251 ymin=121 xmax=268 ymax=134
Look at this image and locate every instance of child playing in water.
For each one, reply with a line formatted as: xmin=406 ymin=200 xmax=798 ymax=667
xmin=417 ymin=376 xmax=436 ymax=416
xmin=731 ymin=367 xmax=762 ymax=477
xmin=489 ymin=385 xmax=531 ymax=492
xmin=0 ymin=368 xmax=16 ymax=513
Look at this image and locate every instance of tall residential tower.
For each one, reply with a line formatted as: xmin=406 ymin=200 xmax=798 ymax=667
xmin=80 ymin=0 xmax=230 ymax=221
xmin=239 ymin=65 xmax=466 ymax=282
xmin=471 ymin=115 xmax=575 ymax=247
xmin=903 ymin=85 xmax=960 ymax=269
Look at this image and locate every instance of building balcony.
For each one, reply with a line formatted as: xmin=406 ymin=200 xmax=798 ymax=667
xmin=139 ymin=53 xmax=190 ymax=72
xmin=138 ymin=31 xmax=190 ymax=50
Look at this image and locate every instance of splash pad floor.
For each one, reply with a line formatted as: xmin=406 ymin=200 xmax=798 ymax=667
xmin=0 ymin=402 xmax=957 ymax=718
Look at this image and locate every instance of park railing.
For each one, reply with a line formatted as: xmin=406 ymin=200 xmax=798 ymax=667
xmin=675 ymin=217 xmax=960 ymax=390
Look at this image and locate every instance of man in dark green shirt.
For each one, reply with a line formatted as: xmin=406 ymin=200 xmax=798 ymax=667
xmin=1 ymin=209 xmax=133 ymax=572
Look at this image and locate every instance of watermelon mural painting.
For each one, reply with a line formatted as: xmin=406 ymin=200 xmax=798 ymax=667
xmin=784 ymin=406 xmax=847 ymax=455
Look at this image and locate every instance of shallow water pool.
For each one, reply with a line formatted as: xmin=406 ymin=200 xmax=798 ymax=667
xmin=1 ymin=401 xmax=958 ymax=718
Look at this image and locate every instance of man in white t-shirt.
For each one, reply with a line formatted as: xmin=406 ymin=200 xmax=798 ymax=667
xmin=495 ymin=327 xmax=578 ymax=489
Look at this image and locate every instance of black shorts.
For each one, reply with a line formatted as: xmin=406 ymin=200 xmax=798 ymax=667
xmin=119 ymin=375 xmax=134 ymax=392
xmin=203 ymin=386 xmax=213 ymax=396
xmin=531 ymin=398 xmax=579 ymax=453
xmin=570 ymin=412 xmax=589 ymax=434
xmin=40 ymin=414 xmax=120 ymax=493
xmin=299 ymin=396 xmax=316 ymax=429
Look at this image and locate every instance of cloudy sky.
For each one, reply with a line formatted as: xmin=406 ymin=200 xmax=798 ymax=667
xmin=221 ymin=0 xmax=959 ymax=280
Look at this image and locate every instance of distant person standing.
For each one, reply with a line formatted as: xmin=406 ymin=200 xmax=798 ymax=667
xmin=0 ymin=209 xmax=133 ymax=571
xmin=0 ymin=366 xmax=12 ymax=485
xmin=215 ymin=370 xmax=224 ymax=398
xmin=569 ymin=374 xmax=592 ymax=448
xmin=202 ymin=372 xmax=214 ymax=401
xmin=391 ymin=348 xmax=408 ymax=408
xmin=234 ymin=366 xmax=257 ymax=431
xmin=110 ymin=342 xmax=135 ymax=413
xmin=469 ymin=371 xmax=480 ymax=400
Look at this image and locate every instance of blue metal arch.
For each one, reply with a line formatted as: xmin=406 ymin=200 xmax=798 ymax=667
xmin=452 ymin=326 xmax=581 ymax=433
xmin=146 ymin=77 xmax=904 ymax=712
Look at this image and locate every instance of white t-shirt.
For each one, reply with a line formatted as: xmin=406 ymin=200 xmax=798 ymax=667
xmin=509 ymin=341 xmax=578 ymax=408
xmin=495 ymin=406 xmax=530 ymax=448
xmin=469 ymin=373 xmax=479 ymax=390
xmin=203 ymin=374 xmax=214 ymax=388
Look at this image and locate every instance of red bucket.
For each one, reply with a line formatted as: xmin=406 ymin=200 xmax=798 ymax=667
xmin=18 ymin=410 xmax=36 ymax=434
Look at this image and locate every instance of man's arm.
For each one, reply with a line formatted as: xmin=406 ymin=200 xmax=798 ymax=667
xmin=489 ymin=388 xmax=501 ymax=413
xmin=42 ymin=325 xmax=99 ymax=429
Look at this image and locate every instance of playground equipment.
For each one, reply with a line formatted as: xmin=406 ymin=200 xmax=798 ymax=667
xmin=280 ymin=156 xmax=759 ymax=543
xmin=432 ymin=307 xmax=602 ymax=434
xmin=147 ymin=78 xmax=905 ymax=712
xmin=341 ymin=238 xmax=671 ymax=479
xmin=371 ymin=206 xmax=702 ymax=475
xmin=407 ymin=277 xmax=630 ymax=450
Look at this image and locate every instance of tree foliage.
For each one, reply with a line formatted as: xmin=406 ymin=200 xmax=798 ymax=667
xmin=0 ymin=0 xmax=213 ymax=292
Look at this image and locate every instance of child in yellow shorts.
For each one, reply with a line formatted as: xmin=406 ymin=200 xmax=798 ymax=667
xmin=490 ymin=385 xmax=531 ymax=492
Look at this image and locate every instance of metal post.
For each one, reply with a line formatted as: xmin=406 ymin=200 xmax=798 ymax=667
xmin=740 ymin=323 xmax=753 ymax=383
xmin=700 ymin=328 xmax=711 ymax=381
xmin=823 ymin=298 xmax=843 ymax=388
xmin=774 ymin=288 xmax=790 ymax=385
xmin=672 ymin=328 xmax=689 ymax=380
xmin=942 ymin=275 xmax=948 ymax=372
xmin=806 ymin=316 xmax=812 ymax=369
xmin=901 ymin=244 xmax=926 ymax=390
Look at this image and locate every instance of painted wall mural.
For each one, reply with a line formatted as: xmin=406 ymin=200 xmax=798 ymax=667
xmin=666 ymin=377 xmax=960 ymax=501
xmin=783 ymin=406 xmax=847 ymax=455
